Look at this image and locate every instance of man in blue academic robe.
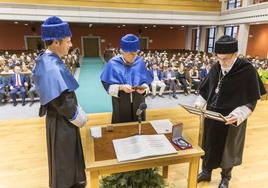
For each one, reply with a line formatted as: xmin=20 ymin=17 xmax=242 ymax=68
xmin=100 ymin=34 xmax=152 ymax=123
xmin=32 ymin=16 xmax=87 ymax=188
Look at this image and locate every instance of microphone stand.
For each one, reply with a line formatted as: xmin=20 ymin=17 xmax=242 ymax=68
xmin=138 ymin=115 xmax=142 ymax=135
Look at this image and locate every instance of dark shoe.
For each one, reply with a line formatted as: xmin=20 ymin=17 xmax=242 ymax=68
xmin=173 ymin=95 xmax=178 ymax=99
xmin=158 ymin=95 xmax=165 ymax=98
xmin=29 ymin=102 xmax=34 ymax=107
xmin=197 ymin=171 xmax=211 ymax=183
xmin=22 ymin=102 xmax=25 ymax=106
xmin=13 ymin=102 xmax=17 ymax=107
xmin=218 ymin=178 xmax=229 ymax=188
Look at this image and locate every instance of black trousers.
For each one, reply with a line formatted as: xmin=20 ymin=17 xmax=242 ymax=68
xmin=202 ymin=162 xmax=233 ymax=180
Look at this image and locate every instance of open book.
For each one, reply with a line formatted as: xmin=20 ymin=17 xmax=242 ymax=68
xmin=179 ymin=103 xmax=227 ymax=122
xmin=112 ymin=134 xmax=177 ymax=162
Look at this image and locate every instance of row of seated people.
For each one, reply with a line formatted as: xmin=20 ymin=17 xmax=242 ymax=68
xmin=0 ymin=66 xmax=38 ymax=106
xmin=0 ymin=48 xmax=81 ymax=106
xmin=142 ymin=50 xmax=268 ymax=98
xmin=149 ymin=63 xmax=210 ymax=99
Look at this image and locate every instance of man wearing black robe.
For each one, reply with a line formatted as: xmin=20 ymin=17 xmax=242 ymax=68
xmin=32 ymin=16 xmax=88 ymax=188
xmin=100 ymin=34 xmax=152 ymax=124
xmin=194 ymin=35 xmax=266 ymax=188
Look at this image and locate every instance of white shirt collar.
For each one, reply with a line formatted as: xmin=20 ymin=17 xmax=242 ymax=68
xmin=45 ymin=49 xmax=53 ymax=54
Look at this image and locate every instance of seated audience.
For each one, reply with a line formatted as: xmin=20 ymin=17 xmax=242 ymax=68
xmin=189 ymin=65 xmax=201 ymax=94
xmin=177 ymin=63 xmax=190 ymax=95
xmin=28 ymin=76 xmax=38 ymax=106
xmin=163 ymin=64 xmax=177 ymax=99
xmin=8 ymin=66 xmax=28 ymax=106
xmin=0 ymin=75 xmax=5 ymax=105
xmin=150 ymin=63 xmax=166 ymax=98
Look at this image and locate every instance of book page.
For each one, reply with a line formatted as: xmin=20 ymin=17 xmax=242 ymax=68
xmin=113 ymin=135 xmax=177 ymax=162
xmin=142 ymin=135 xmax=177 ymax=156
xmin=112 ymin=135 xmax=146 ymax=162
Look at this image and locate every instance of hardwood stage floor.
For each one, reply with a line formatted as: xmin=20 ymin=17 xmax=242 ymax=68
xmin=0 ymin=101 xmax=268 ymax=188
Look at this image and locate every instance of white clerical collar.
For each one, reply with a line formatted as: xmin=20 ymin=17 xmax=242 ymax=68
xmin=221 ymin=58 xmax=237 ymax=75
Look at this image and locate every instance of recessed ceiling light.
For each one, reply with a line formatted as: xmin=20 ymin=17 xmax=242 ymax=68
xmin=256 ymin=22 xmax=260 ymax=24
xmin=122 ymin=24 xmax=126 ymax=27
xmin=24 ymin=23 xmax=28 ymax=26
xmin=153 ymin=25 xmax=156 ymax=28
xmin=89 ymin=24 xmax=93 ymax=27
xmin=14 ymin=21 xmax=18 ymax=24
xmin=170 ymin=26 xmax=173 ymax=29
xmin=144 ymin=26 xmax=148 ymax=29
xmin=117 ymin=25 xmax=121 ymax=28
xmin=181 ymin=25 xmax=185 ymax=28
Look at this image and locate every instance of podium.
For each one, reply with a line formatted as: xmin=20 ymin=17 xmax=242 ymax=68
xmin=84 ymin=121 xmax=204 ymax=188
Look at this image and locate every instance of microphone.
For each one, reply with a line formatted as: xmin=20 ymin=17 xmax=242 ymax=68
xmin=136 ymin=103 xmax=147 ymax=116
xmin=136 ymin=103 xmax=147 ymax=135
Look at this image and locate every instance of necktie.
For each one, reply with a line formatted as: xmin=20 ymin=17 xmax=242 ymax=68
xmin=16 ymin=74 xmax=19 ymax=87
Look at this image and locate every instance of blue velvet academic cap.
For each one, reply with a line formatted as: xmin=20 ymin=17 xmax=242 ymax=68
xmin=41 ymin=16 xmax=72 ymax=41
xmin=120 ymin=34 xmax=140 ymax=52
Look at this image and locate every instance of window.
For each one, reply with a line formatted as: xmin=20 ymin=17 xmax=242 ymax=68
xmin=207 ymin=27 xmax=216 ymax=53
xmin=195 ymin=27 xmax=200 ymax=51
xmin=227 ymin=0 xmax=241 ymax=9
xmin=224 ymin=26 xmax=238 ymax=38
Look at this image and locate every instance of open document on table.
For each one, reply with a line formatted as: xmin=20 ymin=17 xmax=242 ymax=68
xmin=112 ymin=134 xmax=177 ymax=162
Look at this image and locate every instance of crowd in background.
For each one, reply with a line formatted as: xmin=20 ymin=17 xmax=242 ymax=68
xmin=0 ymin=48 xmax=80 ymax=106
xmin=1 ymin=46 xmax=267 ymax=106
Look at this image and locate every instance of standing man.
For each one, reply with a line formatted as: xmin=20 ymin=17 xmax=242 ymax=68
xmin=100 ymin=34 xmax=152 ymax=123
xmin=194 ymin=35 xmax=266 ymax=188
xmin=32 ymin=16 xmax=88 ymax=188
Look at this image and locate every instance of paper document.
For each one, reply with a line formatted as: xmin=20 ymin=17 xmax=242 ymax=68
xmin=90 ymin=127 xmax=102 ymax=138
xmin=150 ymin=119 xmax=173 ymax=134
xmin=112 ymin=134 xmax=177 ymax=162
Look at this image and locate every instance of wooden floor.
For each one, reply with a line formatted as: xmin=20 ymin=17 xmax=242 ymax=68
xmin=0 ymin=101 xmax=268 ymax=188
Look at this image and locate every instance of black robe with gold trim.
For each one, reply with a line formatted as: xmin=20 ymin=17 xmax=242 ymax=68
xmin=199 ymin=58 xmax=266 ymax=169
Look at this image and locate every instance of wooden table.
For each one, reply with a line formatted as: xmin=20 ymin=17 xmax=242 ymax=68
xmin=84 ymin=121 xmax=204 ymax=188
